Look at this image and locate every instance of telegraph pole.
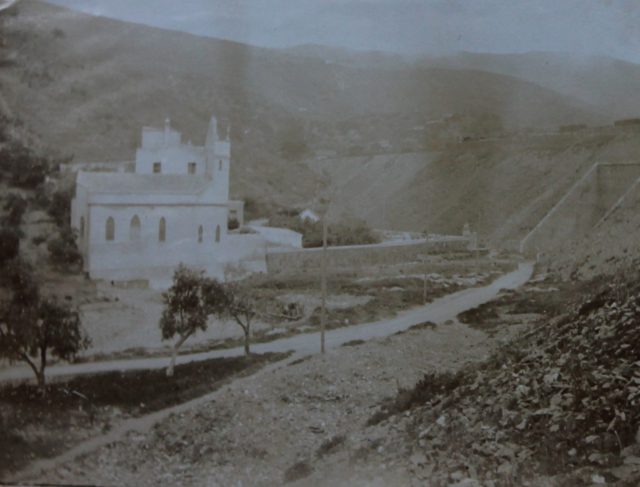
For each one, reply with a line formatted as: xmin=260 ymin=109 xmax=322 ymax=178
xmin=320 ymin=211 xmax=328 ymax=354
xmin=423 ymin=248 xmax=428 ymax=305
xmin=423 ymin=174 xmax=429 ymax=305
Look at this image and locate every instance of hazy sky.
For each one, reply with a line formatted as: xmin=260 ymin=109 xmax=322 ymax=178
xmin=45 ymin=0 xmax=640 ymax=62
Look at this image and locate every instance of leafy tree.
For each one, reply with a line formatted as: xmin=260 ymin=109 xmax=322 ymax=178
xmin=2 ymin=192 xmax=27 ymax=227
xmin=0 ymin=226 xmax=20 ymax=265
xmin=47 ymin=227 xmax=82 ymax=270
xmin=0 ymin=142 xmax=49 ymax=189
xmin=159 ymin=265 xmax=225 ymax=376
xmin=47 ymin=188 xmax=73 ymax=228
xmin=218 ymin=281 xmax=257 ymax=356
xmin=0 ymin=260 xmax=89 ymax=392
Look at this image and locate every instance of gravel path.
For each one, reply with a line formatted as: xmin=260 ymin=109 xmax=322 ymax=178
xmin=0 ymin=263 xmax=533 ymax=383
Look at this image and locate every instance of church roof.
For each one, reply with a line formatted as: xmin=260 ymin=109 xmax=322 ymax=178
xmin=77 ymin=172 xmax=211 ymax=195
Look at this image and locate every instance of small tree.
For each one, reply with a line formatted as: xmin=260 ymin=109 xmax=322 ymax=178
xmin=159 ymin=265 xmax=225 ymax=376
xmin=219 ymin=282 xmax=257 ymax=356
xmin=0 ymin=260 xmax=89 ymax=392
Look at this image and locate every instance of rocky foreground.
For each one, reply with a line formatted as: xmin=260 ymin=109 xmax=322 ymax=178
xmin=21 ymin=271 xmax=640 ymax=486
xmin=300 ymin=272 xmax=640 ymax=487
xmin=22 ymin=312 xmax=522 ymax=486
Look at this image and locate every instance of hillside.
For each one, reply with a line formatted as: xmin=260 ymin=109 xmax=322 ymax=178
xmin=549 ymin=177 xmax=640 ymax=280
xmin=0 ymin=0 xmax=607 ymax=209
xmin=428 ymin=51 xmax=640 ymax=123
xmin=308 ymin=128 xmax=640 ymax=248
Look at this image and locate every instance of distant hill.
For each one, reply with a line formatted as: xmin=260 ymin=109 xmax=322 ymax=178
xmin=0 ymin=1 xmax=607 ymax=208
xmin=424 ymin=51 xmax=640 ymax=122
xmin=8 ymin=0 xmax=640 ymax=264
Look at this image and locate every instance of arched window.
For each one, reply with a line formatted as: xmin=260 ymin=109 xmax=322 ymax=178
xmin=159 ymin=217 xmax=166 ymax=242
xmin=79 ymin=216 xmax=85 ymax=239
xmin=130 ymin=215 xmax=141 ymax=241
xmin=105 ymin=217 xmax=115 ymax=241
xmin=215 ymin=225 xmax=221 ymax=243
xmin=198 ymin=225 xmax=203 ymax=243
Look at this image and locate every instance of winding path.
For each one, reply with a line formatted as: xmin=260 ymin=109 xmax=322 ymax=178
xmin=0 ymin=262 xmax=533 ymax=383
xmin=9 ymin=262 xmax=534 ymax=483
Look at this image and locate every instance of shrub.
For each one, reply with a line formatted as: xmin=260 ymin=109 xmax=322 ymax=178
xmin=47 ymin=227 xmax=82 ymax=270
xmin=2 ymin=192 xmax=27 ymax=227
xmin=47 ymin=189 xmax=73 ymax=228
xmin=227 ymin=217 xmax=239 ymax=230
xmin=269 ymin=212 xmax=379 ymax=248
xmin=0 ymin=143 xmax=49 ymax=189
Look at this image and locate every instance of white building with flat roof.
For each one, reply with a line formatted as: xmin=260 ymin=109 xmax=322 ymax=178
xmin=71 ymin=115 xmax=261 ymax=287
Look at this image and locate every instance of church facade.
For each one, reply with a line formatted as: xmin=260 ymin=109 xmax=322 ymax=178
xmin=71 ymin=115 xmax=245 ymax=287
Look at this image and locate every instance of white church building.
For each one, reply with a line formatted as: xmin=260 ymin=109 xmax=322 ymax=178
xmin=71 ymin=115 xmax=276 ymax=288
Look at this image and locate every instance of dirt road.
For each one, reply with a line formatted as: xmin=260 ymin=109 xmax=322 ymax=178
xmin=0 ymin=263 xmax=533 ymax=383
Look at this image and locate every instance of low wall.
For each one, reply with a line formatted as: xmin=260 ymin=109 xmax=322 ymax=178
xmin=222 ymin=234 xmax=268 ymax=278
xmin=266 ymin=237 xmax=472 ymax=276
xmin=246 ymin=225 xmax=303 ymax=249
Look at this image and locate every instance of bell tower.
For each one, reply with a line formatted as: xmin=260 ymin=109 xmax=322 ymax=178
xmin=205 ymin=115 xmax=230 ymax=202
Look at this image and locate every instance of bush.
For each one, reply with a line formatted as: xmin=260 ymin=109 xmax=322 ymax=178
xmin=47 ymin=227 xmax=82 ymax=270
xmin=2 ymin=192 xmax=27 ymax=227
xmin=228 ymin=217 xmax=239 ymax=230
xmin=0 ymin=143 xmax=49 ymax=189
xmin=47 ymin=189 xmax=73 ymax=228
xmin=269 ymin=212 xmax=380 ymax=248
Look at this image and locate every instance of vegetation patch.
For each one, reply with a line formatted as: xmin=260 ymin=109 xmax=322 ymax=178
xmin=368 ymin=270 xmax=640 ymax=484
xmin=283 ymin=460 xmax=313 ymax=484
xmin=0 ymin=352 xmax=288 ymax=478
xmin=316 ymin=434 xmax=346 ymax=458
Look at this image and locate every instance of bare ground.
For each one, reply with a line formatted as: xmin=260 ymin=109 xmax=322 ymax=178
xmin=17 ymin=313 xmax=526 ymax=486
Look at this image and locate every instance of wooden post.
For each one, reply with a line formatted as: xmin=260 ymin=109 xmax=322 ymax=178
xmin=320 ymin=215 xmax=327 ymax=353
xmin=423 ymin=247 xmax=428 ymax=305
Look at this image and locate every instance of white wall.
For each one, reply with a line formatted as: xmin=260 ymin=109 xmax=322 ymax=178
xmin=86 ymin=204 xmax=228 ymax=281
xmin=247 ymin=225 xmax=303 ymax=249
xmin=141 ymin=127 xmax=181 ymax=149
xmin=71 ymin=184 xmax=90 ymax=270
xmin=135 ymin=145 xmax=206 ymax=175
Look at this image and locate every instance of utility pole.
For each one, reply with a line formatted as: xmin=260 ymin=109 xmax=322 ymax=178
xmin=320 ymin=212 xmax=328 ymax=354
xmin=423 ymin=173 xmax=429 ymax=305
xmin=422 ymin=255 xmax=428 ymax=304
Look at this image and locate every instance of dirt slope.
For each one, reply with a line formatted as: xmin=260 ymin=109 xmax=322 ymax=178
xmin=309 ymin=129 xmax=640 ymax=248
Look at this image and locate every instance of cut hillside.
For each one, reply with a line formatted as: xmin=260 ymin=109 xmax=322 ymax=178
xmin=308 ymin=129 xmax=640 ymax=247
xmin=0 ymin=1 xmax=606 ymax=209
xmin=549 ymin=176 xmax=640 ymax=280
